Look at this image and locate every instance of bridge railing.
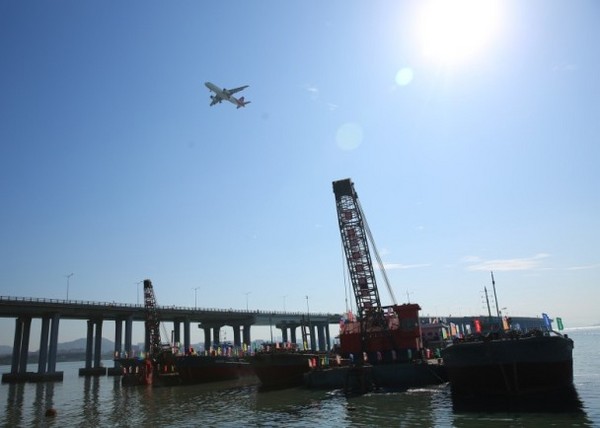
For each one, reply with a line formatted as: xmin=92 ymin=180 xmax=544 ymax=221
xmin=0 ymin=296 xmax=340 ymax=317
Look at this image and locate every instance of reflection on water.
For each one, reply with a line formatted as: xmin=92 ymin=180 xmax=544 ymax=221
xmin=1 ymin=335 xmax=599 ymax=428
xmin=450 ymin=384 xmax=586 ymax=414
xmin=4 ymin=383 xmax=25 ymax=427
xmin=82 ymin=376 xmax=101 ymax=425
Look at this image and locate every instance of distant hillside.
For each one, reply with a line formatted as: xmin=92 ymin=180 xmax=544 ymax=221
xmin=57 ymin=338 xmax=115 ymax=352
xmin=0 ymin=345 xmax=11 ymax=356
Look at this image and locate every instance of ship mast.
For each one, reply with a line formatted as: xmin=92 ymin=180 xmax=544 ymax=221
xmin=491 ymin=271 xmax=501 ymax=318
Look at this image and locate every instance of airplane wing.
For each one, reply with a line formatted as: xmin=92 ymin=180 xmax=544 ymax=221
xmin=209 ymin=95 xmax=222 ymax=106
xmin=224 ymin=85 xmax=249 ymax=95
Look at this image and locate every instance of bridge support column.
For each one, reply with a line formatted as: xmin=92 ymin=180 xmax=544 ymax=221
xmin=37 ymin=316 xmax=50 ymax=375
xmin=310 ymin=324 xmax=317 ymax=351
xmin=93 ymin=320 xmax=103 ymax=369
xmin=290 ymin=324 xmax=298 ymax=344
xmin=2 ymin=315 xmax=63 ymax=384
xmin=124 ymin=316 xmax=133 ymax=356
xmin=173 ymin=320 xmax=181 ymax=347
xmin=79 ymin=319 xmax=107 ymax=376
xmin=232 ymin=324 xmax=241 ymax=347
xmin=317 ymin=323 xmax=327 ymax=351
xmin=199 ymin=324 xmax=223 ymax=352
xmin=183 ymin=318 xmax=191 ymax=353
xmin=84 ymin=320 xmax=94 ymax=369
xmin=243 ymin=324 xmax=251 ymax=348
xmin=202 ymin=325 xmax=211 ymax=353
xmin=212 ymin=326 xmax=221 ymax=346
xmin=325 ymin=323 xmax=331 ymax=351
xmin=47 ymin=313 xmax=60 ymax=374
xmin=2 ymin=316 xmax=32 ymax=383
xmin=108 ymin=318 xmax=123 ymax=376
xmin=10 ymin=317 xmax=24 ymax=374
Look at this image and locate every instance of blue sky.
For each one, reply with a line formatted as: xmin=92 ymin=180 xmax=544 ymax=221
xmin=1 ymin=1 xmax=599 ymax=347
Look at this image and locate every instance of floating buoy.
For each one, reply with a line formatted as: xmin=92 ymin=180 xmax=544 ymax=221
xmin=45 ymin=408 xmax=57 ymax=417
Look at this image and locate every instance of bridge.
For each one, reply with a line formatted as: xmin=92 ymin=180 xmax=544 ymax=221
xmin=0 ymin=295 xmax=342 ymax=383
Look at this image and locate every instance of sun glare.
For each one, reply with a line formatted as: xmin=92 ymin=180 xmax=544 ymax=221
xmin=416 ymin=0 xmax=502 ymax=65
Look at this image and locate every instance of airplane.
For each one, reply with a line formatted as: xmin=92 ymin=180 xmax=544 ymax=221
xmin=205 ymin=81 xmax=251 ymax=109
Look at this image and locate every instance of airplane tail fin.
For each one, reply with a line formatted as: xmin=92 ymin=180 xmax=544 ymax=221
xmin=236 ymin=96 xmax=251 ymax=109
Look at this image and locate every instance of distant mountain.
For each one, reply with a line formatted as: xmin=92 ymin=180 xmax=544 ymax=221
xmin=57 ymin=338 xmax=115 ymax=352
xmin=0 ymin=345 xmax=11 ymax=356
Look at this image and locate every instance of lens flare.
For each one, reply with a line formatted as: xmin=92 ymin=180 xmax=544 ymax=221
xmin=336 ymin=122 xmax=363 ymax=151
xmin=395 ymin=67 xmax=414 ymax=86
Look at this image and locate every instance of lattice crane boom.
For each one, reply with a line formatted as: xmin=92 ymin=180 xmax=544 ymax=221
xmin=143 ymin=279 xmax=162 ymax=358
xmin=333 ymin=179 xmax=388 ymax=331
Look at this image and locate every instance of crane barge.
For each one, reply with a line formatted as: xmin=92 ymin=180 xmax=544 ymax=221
xmin=116 ymin=279 xmax=254 ymax=387
xmin=305 ymin=179 xmax=447 ymax=390
xmin=117 ymin=279 xmax=179 ymax=386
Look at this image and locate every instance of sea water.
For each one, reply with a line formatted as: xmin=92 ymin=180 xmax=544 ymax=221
xmin=1 ymin=326 xmax=599 ymax=427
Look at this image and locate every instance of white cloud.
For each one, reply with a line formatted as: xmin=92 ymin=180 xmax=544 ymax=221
xmin=305 ymin=84 xmax=319 ymax=100
xmin=383 ymin=263 xmax=431 ymax=270
xmin=566 ymin=263 xmax=600 ymax=271
xmin=465 ymin=253 xmax=550 ymax=271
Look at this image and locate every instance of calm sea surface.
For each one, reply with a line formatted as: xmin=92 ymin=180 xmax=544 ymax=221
xmin=1 ymin=326 xmax=599 ymax=427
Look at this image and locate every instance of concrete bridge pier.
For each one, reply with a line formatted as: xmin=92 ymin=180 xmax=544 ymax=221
xmin=79 ymin=319 xmax=107 ymax=376
xmin=310 ymin=324 xmax=317 ymax=351
xmin=172 ymin=318 xmax=191 ymax=353
xmin=275 ymin=321 xmax=300 ymax=344
xmin=290 ymin=324 xmax=298 ymax=344
xmin=183 ymin=318 xmax=191 ymax=353
xmin=30 ymin=314 xmax=63 ymax=382
xmin=2 ymin=314 xmax=64 ymax=383
xmin=231 ymin=324 xmax=242 ymax=347
xmin=200 ymin=324 xmax=224 ymax=352
xmin=299 ymin=322 xmax=331 ymax=351
xmin=124 ymin=315 xmax=133 ymax=356
xmin=2 ymin=316 xmax=32 ymax=383
xmin=108 ymin=318 xmax=123 ymax=376
xmin=242 ymin=324 xmax=251 ymax=347
xmin=173 ymin=319 xmax=180 ymax=347
xmin=109 ymin=315 xmax=134 ymax=376
xmin=316 ymin=323 xmax=330 ymax=351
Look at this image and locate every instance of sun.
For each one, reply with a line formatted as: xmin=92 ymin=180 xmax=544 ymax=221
xmin=416 ymin=0 xmax=503 ymax=65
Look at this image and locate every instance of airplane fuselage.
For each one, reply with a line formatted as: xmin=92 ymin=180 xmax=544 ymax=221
xmin=205 ymin=81 xmax=250 ymax=108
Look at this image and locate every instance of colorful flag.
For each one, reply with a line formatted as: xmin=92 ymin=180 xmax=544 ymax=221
xmin=450 ymin=322 xmax=458 ymax=337
xmin=542 ymin=313 xmax=552 ymax=329
xmin=474 ymin=318 xmax=482 ymax=333
xmin=557 ymin=317 xmax=564 ymax=330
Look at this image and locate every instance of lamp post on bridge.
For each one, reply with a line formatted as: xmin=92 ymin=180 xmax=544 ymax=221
xmin=135 ymin=280 xmax=143 ymax=305
xmin=65 ymin=273 xmax=74 ymax=301
xmin=193 ymin=287 xmax=201 ymax=309
xmin=245 ymin=292 xmax=251 ymax=311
